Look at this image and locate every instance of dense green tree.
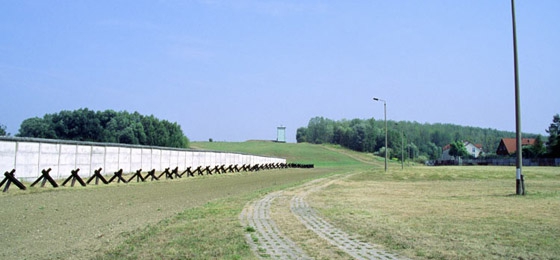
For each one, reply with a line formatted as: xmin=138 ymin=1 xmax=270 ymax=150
xmin=449 ymin=141 xmax=469 ymax=159
xmin=306 ymin=117 xmax=334 ymax=144
xmin=528 ymin=135 xmax=546 ymax=158
xmin=426 ymin=142 xmax=441 ymax=160
xmin=407 ymin=142 xmax=419 ymax=161
xmin=350 ymin=122 xmax=367 ymax=151
xmin=376 ymin=146 xmax=392 ymax=160
xmin=16 ymin=109 xmax=189 ymax=148
xmin=18 ymin=117 xmax=57 ymax=138
xmin=0 ymin=124 xmax=7 ymax=136
xmin=546 ymin=114 xmax=560 ymax=157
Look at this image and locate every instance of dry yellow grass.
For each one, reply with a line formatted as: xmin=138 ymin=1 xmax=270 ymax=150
xmin=309 ymin=166 xmax=560 ymax=259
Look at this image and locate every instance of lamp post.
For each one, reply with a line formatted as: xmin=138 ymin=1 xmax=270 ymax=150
xmin=373 ymin=97 xmax=387 ymax=172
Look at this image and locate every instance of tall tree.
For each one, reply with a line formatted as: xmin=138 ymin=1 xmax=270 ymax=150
xmin=529 ymin=135 xmax=546 ymax=158
xmin=306 ymin=117 xmax=334 ymax=144
xmin=18 ymin=117 xmax=57 ymax=138
xmin=546 ymin=114 xmax=560 ymax=157
xmin=296 ymin=127 xmax=307 ymax=143
xmin=0 ymin=124 xmax=7 ymax=136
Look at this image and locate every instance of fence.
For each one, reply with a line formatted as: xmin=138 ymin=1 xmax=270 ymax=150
xmin=0 ymin=137 xmax=286 ymax=182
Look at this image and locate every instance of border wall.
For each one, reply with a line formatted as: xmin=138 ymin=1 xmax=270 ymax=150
xmin=0 ymin=137 xmax=286 ymax=181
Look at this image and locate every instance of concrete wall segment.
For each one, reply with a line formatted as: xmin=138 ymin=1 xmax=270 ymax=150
xmin=15 ymin=142 xmax=40 ymax=179
xmin=0 ymin=137 xmax=286 ymax=181
xmin=38 ymin=143 xmax=59 ymax=177
xmin=141 ymin=148 xmax=152 ymax=171
xmin=91 ymin=146 xmax=105 ymax=175
xmin=151 ymin=149 xmax=161 ymax=171
xmin=118 ymin=147 xmax=132 ymax=174
xmin=130 ymin=149 xmax=142 ymax=170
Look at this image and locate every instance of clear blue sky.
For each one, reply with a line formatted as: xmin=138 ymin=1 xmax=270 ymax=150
xmin=1 ymin=1 xmax=559 ymax=143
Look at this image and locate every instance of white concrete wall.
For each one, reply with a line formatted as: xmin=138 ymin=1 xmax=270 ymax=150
xmin=0 ymin=137 xmax=286 ymax=181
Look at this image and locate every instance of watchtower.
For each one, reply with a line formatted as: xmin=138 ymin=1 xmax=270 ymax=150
xmin=276 ymin=126 xmax=286 ymax=143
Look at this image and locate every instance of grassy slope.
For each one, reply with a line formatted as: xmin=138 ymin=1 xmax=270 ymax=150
xmin=191 ymin=141 xmax=369 ymax=167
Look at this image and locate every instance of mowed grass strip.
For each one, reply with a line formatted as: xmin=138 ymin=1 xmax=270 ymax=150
xmin=95 ymin=166 xmax=345 ymax=260
xmin=309 ymin=166 xmax=560 ymax=259
xmin=0 ymin=167 xmax=334 ymax=260
xmin=97 ymin=195 xmax=258 ymax=260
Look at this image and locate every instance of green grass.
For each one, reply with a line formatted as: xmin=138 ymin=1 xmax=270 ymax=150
xmin=98 ymin=198 xmax=255 ymax=260
xmin=310 ymin=166 xmax=560 ymax=259
xmin=2 ymin=141 xmax=559 ymax=259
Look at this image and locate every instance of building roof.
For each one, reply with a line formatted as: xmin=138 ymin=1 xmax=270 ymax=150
xmin=497 ymin=138 xmax=535 ymax=155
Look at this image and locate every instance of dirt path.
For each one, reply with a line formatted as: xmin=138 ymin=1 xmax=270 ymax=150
xmin=241 ymin=176 xmax=405 ymax=259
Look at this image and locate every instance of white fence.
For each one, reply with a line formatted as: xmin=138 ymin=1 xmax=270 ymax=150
xmin=0 ymin=137 xmax=286 ymax=181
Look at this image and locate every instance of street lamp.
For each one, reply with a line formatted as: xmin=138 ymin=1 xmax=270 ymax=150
xmin=373 ymin=97 xmax=387 ymax=172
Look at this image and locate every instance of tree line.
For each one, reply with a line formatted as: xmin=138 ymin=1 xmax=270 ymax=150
xmin=11 ymin=109 xmax=189 ymax=148
xmin=296 ymin=115 xmax=560 ymax=161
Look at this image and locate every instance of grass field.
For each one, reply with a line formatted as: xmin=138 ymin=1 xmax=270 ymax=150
xmin=309 ymin=166 xmax=560 ymax=259
xmin=1 ymin=141 xmax=559 ymax=259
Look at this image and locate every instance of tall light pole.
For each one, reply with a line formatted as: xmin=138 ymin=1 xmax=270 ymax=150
xmin=511 ymin=0 xmax=524 ymax=195
xmin=373 ymin=97 xmax=387 ymax=172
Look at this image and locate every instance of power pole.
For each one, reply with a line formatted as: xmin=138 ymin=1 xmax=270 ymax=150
xmin=511 ymin=0 xmax=524 ymax=195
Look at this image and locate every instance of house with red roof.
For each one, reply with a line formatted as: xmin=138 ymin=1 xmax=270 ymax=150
xmin=496 ymin=138 xmax=535 ymax=156
xmin=441 ymin=141 xmax=484 ymax=160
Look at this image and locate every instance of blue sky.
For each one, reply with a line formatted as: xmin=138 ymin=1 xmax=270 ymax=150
xmin=1 ymin=1 xmax=559 ymax=143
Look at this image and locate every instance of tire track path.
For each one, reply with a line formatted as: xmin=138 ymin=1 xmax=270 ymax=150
xmin=241 ymin=176 xmax=405 ymax=260
xmin=290 ymin=179 xmax=402 ymax=260
xmin=240 ymin=191 xmax=312 ymax=259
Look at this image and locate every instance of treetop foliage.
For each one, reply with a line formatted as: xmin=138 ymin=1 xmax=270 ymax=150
xmin=296 ymin=116 xmax=543 ymax=160
xmin=546 ymin=114 xmax=560 ymax=157
xmin=0 ymin=123 xmax=7 ymax=136
xmin=17 ymin=108 xmax=189 ymax=148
